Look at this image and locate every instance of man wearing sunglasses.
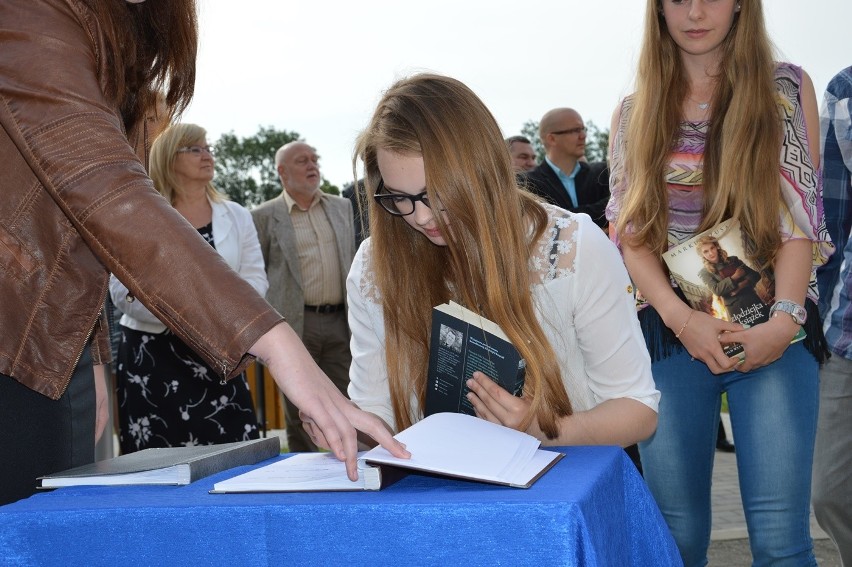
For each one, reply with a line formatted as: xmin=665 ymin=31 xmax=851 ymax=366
xmin=252 ymin=141 xmax=356 ymax=453
xmin=522 ymin=108 xmax=610 ymax=230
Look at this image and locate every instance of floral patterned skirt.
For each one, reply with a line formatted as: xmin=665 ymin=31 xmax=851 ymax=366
xmin=116 ymin=326 xmax=259 ymax=454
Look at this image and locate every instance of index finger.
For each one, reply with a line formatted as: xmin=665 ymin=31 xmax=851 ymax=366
xmin=465 ymin=373 xmax=498 ymax=405
xmin=347 ymin=408 xmax=410 ymax=459
xmin=715 ymin=319 xmax=745 ymax=334
xmin=306 ymin=399 xmax=361 ymax=479
xmin=467 ymin=372 xmax=520 ymax=420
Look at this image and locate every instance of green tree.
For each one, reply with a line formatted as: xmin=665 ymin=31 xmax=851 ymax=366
xmin=520 ymin=119 xmax=610 ymax=165
xmin=584 ymin=121 xmax=610 ymax=164
xmin=319 ymin=179 xmax=340 ymax=197
xmin=213 ymin=126 xmax=339 ymax=208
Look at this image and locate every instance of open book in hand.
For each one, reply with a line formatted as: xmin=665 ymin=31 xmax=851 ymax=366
xmin=662 ymin=218 xmax=805 ymax=358
xmin=425 ymin=301 xmax=525 ymax=417
xmin=211 ymin=413 xmax=563 ymax=493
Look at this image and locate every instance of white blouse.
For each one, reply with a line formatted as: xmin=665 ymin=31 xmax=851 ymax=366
xmin=110 ymin=198 xmax=268 ymax=334
xmin=347 ymin=204 xmax=660 ymax=432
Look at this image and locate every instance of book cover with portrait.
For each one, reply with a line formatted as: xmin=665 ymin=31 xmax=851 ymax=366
xmin=662 ymin=218 xmax=804 ymax=358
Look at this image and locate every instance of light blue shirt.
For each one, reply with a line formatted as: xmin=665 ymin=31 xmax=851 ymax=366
xmin=545 ymin=156 xmax=581 ymax=208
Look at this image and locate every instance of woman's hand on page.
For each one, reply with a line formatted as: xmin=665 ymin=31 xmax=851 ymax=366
xmin=300 ymin=407 xmax=398 ymax=454
xmin=466 ymin=371 xmax=531 ymax=432
xmin=300 ymin=407 xmax=341 ymax=453
xmin=251 ymin=323 xmax=409 ymax=480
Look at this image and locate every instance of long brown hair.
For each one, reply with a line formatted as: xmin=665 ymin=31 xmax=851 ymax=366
xmin=618 ymin=0 xmax=782 ymax=270
xmin=82 ymin=0 xmax=197 ymax=131
xmin=353 ymin=74 xmax=572 ymax=438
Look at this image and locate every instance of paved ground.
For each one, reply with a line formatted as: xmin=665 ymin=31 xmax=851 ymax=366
xmin=707 ymin=414 xmax=841 ymax=565
xmin=708 ymin=538 xmax=842 ymax=567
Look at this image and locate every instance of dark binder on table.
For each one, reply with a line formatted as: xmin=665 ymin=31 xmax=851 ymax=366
xmin=425 ymin=301 xmax=525 ymax=416
xmin=38 ymin=437 xmax=280 ymax=488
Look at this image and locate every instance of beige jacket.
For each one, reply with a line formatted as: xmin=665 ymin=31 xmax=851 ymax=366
xmin=251 ymin=192 xmax=355 ymax=338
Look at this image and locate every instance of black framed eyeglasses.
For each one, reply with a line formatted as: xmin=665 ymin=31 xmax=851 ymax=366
xmin=177 ymin=145 xmax=215 ymax=156
xmin=373 ymin=180 xmax=432 ymax=216
xmin=550 ymin=126 xmax=587 ymax=136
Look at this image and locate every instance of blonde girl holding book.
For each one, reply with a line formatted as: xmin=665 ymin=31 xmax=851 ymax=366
xmin=606 ymin=0 xmax=832 ymax=564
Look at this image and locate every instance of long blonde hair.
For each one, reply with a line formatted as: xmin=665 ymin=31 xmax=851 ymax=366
xmin=618 ymin=0 xmax=782 ymax=270
xmin=354 ymin=74 xmax=572 ymax=438
xmin=149 ymin=123 xmax=224 ymax=205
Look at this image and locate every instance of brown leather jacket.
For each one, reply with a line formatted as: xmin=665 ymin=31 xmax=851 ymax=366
xmin=0 ymin=0 xmax=283 ymax=400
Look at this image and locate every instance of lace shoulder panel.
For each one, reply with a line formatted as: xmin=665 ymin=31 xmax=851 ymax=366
xmin=529 ymin=203 xmax=580 ymax=285
xmin=356 ymin=239 xmax=383 ymax=304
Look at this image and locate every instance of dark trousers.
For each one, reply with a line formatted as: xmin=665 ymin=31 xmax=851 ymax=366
xmin=625 ymin=444 xmax=643 ymax=475
xmin=283 ymin=309 xmax=351 ymax=452
xmin=0 ymin=346 xmax=95 ymax=505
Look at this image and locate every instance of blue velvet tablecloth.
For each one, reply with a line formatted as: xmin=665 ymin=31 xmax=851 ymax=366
xmin=0 ymin=445 xmax=681 ymax=566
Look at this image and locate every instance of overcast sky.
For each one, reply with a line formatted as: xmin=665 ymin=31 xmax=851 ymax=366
xmin=183 ymin=1 xmax=852 ymax=190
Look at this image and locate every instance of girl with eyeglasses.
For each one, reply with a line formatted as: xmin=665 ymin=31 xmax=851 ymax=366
xmin=304 ymin=73 xmax=659 ymax=459
xmin=606 ymin=0 xmax=831 ymax=564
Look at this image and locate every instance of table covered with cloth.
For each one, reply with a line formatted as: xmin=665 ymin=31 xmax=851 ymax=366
xmin=0 ymin=445 xmax=681 ymax=566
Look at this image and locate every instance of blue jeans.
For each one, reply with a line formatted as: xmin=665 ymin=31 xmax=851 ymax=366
xmin=640 ymin=342 xmax=818 ymax=567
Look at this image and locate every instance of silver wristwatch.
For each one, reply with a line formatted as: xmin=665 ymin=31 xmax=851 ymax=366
xmin=769 ymin=300 xmax=807 ymax=326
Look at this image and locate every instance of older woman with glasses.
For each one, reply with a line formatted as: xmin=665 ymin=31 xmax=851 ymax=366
xmin=109 ymin=123 xmax=268 ymax=453
xmin=303 ymin=74 xmax=659 ymax=454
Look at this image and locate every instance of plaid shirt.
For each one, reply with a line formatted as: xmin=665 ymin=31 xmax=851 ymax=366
xmin=817 ymin=66 xmax=852 ymax=358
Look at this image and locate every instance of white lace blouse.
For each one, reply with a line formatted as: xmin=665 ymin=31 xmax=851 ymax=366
xmin=347 ymin=204 xmax=660 ymax=432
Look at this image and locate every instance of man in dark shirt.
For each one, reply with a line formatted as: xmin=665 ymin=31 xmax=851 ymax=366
xmin=522 ymin=108 xmax=610 ymax=229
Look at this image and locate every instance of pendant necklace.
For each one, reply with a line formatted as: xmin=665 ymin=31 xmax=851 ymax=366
xmin=688 ymin=95 xmax=710 ymax=111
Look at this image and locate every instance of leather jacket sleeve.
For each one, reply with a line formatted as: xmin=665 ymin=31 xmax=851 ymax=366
xmin=0 ymin=0 xmax=283 ymax=391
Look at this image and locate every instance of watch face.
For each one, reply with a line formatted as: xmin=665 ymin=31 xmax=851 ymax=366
xmin=773 ymin=301 xmax=806 ymax=325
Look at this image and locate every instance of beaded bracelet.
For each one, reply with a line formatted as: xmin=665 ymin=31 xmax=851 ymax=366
xmin=674 ymin=310 xmax=694 ymax=339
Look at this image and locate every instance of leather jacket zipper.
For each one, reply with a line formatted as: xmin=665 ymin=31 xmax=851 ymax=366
xmin=56 ymin=309 xmax=101 ymax=399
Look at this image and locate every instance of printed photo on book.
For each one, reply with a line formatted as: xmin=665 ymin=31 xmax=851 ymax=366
xmin=439 ymin=324 xmax=464 ymax=354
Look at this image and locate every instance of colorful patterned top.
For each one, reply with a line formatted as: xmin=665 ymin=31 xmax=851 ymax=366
xmin=606 ymin=63 xmax=833 ymax=308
